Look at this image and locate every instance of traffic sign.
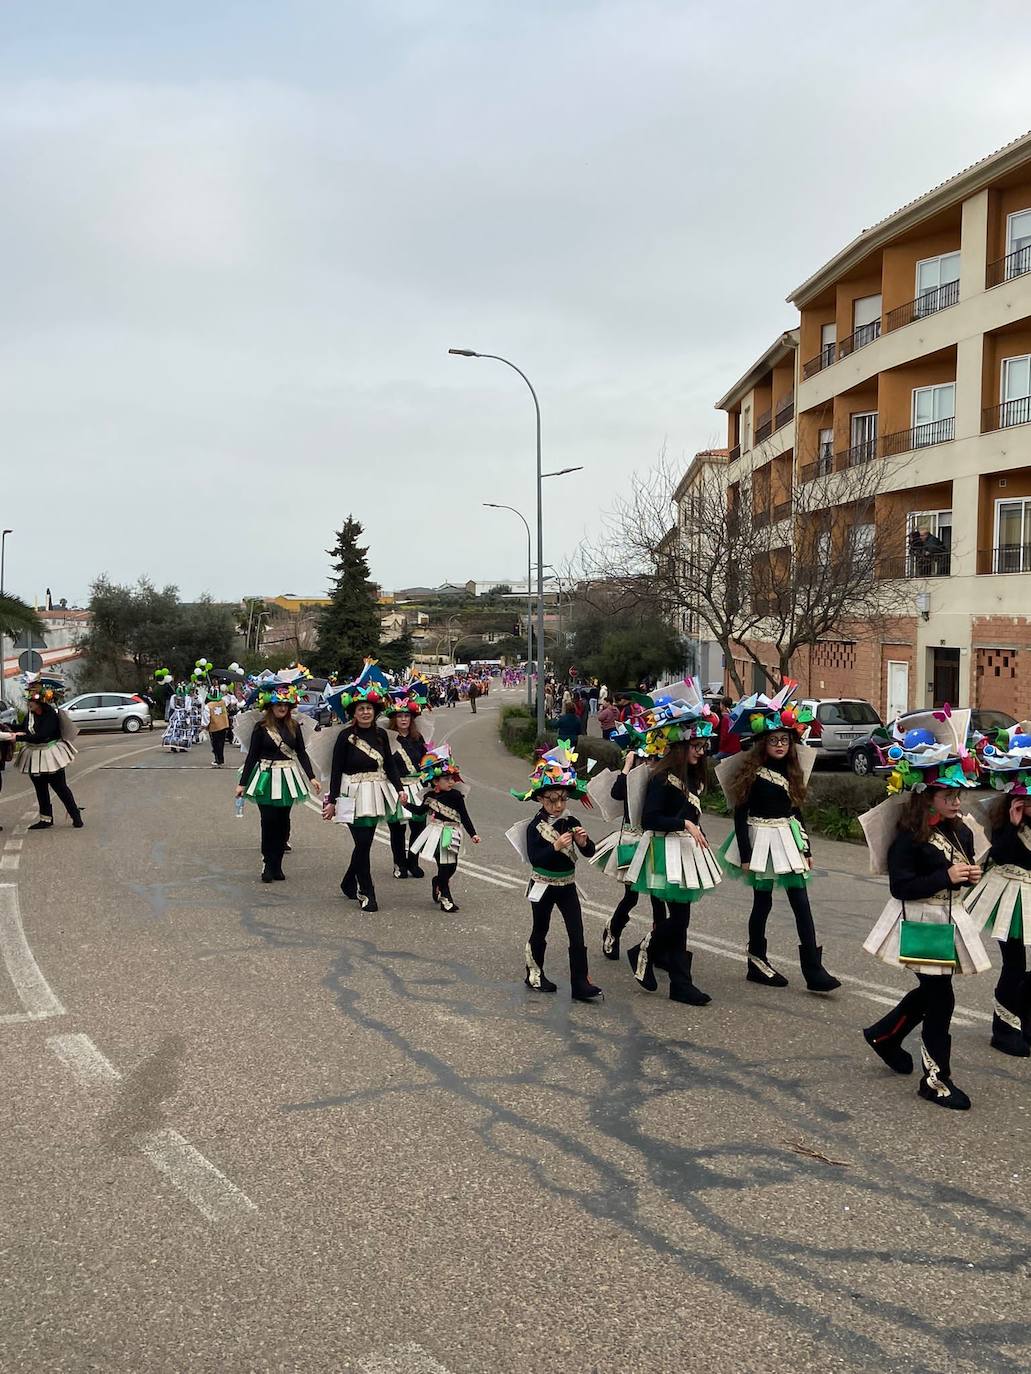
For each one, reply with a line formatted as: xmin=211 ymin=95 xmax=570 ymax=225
xmin=18 ymin=650 xmax=43 ymax=673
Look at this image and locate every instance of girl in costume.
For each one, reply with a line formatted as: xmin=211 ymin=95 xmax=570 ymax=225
xmin=860 ymin=710 xmax=988 ymax=1109
xmin=620 ymin=693 xmax=722 ymax=1005
xmin=385 ymin=691 xmax=430 ymax=880
xmin=236 ymin=683 xmax=320 ymax=882
xmin=507 ymin=745 xmax=603 ymax=1002
xmin=718 ymin=685 xmax=840 ymax=993
xmin=322 ymin=682 xmax=406 ymax=912
xmin=409 ymin=745 xmax=480 ymax=912
xmin=962 ymin=725 xmax=1031 ymax=1057
xmin=12 ymin=678 xmax=82 ymax=831
xmin=593 ymin=749 xmax=661 ymax=961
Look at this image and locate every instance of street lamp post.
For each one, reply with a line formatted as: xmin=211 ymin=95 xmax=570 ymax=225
xmin=0 ymin=529 xmax=12 ymax=702
xmin=483 ymin=503 xmax=533 ymax=709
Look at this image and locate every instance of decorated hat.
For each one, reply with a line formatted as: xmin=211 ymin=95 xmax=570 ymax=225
xmin=978 ymin=720 xmax=1031 ymax=795
xmin=623 ymin=678 xmax=719 ymax=757
xmin=386 ymin=686 xmax=427 ymax=717
xmin=326 ymin=681 xmax=387 ymax=722
xmin=728 ymin=681 xmax=813 ymax=739
xmin=153 ymin=666 xmax=172 ymax=684
xmin=511 ymin=741 xmax=589 ymax=802
xmin=24 ymin=671 xmax=64 ymax=704
xmin=883 ymin=705 xmax=977 ymax=793
xmin=256 ymin=682 xmax=301 ymax=708
xmin=418 ymin=743 xmax=461 ymax=786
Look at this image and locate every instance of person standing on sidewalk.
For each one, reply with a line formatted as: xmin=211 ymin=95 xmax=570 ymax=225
xmin=13 ymin=680 xmax=83 ymax=831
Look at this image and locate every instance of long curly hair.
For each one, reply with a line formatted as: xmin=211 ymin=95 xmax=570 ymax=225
xmin=262 ymin=705 xmax=297 ymax=739
xmin=388 ymin=714 xmax=424 ymax=743
xmin=729 ymin=735 xmax=807 ymax=808
xmin=649 ymin=738 xmax=708 ymax=796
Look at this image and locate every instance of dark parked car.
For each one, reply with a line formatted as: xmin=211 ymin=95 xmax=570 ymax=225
xmin=971 ymin=709 xmax=1018 ymax=736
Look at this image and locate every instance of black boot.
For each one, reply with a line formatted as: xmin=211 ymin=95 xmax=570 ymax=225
xmin=439 ymin=892 xmax=459 ymax=912
xmin=626 ymin=935 xmax=657 ymax=992
xmin=407 ymin=854 xmax=424 ymax=878
xmin=393 ymin=863 xmax=409 ymax=880
xmin=261 ymin=864 xmax=276 ymax=883
xmin=601 ymin=919 xmax=623 ymax=960
xmin=431 ymin=876 xmax=441 ymax=905
xmin=272 ymin=861 xmax=286 ymax=881
xmin=990 ymin=1002 xmax=1030 ymax=1058
xmin=746 ymin=941 xmax=788 ymax=988
xmin=569 ymin=944 xmax=603 ymax=1002
xmin=524 ymin=937 xmax=557 ymax=993
xmin=668 ymin=949 xmax=711 ymax=1006
xmin=28 ymin=818 xmax=54 ymax=831
xmin=799 ymin=944 xmax=841 ymax=994
xmin=359 ymin=888 xmax=378 ymax=913
xmin=1019 ymin=972 xmax=1031 ymax=1048
xmin=340 ymin=871 xmax=359 ymax=900
xmin=918 ymin=1033 xmax=970 ymax=1110
xmin=69 ymin=807 xmax=84 ymax=829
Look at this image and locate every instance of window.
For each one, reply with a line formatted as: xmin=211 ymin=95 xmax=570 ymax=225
xmin=915 ymin=252 xmax=960 ymax=314
xmin=100 ymin=695 xmax=127 ymax=707
xmin=820 ymin=322 xmax=836 ymax=367
xmin=851 ymin=523 xmax=876 ymax=557
xmin=907 ymin=510 xmax=952 ymax=576
xmin=851 ymin=294 xmax=882 ymax=348
xmin=1001 ymin=355 xmax=1031 ymax=428
xmin=1007 ymin=209 xmax=1031 ymax=279
xmin=817 ymin=701 xmax=880 ymax=726
xmin=995 ymin=497 xmax=1031 ymax=572
xmin=911 ymin=382 xmax=956 ymax=445
xmin=849 ymin=411 xmax=878 ymax=463
xmin=742 ymin=405 xmax=752 ymax=450
xmin=71 ymin=695 xmax=100 ymax=710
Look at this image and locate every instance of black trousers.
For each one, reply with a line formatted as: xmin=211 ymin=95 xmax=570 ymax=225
xmin=608 ymin=884 xmax=666 ymax=933
xmin=388 ymin=817 xmax=426 ymax=868
xmin=996 ymin=937 xmax=1028 ymax=1012
xmin=209 ymin=728 xmax=228 ymax=764
xmin=747 ymin=884 xmax=818 ymax=951
xmin=344 ymin=823 xmax=377 ymax=894
xmin=529 ymin=884 xmax=586 ymax=951
xmin=258 ymin=804 xmax=291 ymax=867
xmin=867 ymin=972 xmax=956 ymax=1063
xmin=31 ymin=769 xmax=79 ymax=821
xmin=437 ymin=861 xmax=457 ymax=897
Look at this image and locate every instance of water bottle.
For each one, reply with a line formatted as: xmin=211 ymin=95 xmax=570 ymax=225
xmin=234 ymin=795 xmax=245 ymax=819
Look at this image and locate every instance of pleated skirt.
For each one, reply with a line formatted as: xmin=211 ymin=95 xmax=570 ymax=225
xmin=719 ymin=819 xmax=810 ymax=891
xmin=863 ymin=897 xmax=991 ymax=977
xmin=963 ymin=864 xmax=1031 ymax=944
xmin=19 ymin=739 xmax=77 ymax=775
xmin=626 ymin=829 xmax=723 ymax=903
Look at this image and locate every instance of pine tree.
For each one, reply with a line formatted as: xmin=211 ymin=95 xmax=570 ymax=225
xmin=314 ymin=517 xmax=381 ymax=678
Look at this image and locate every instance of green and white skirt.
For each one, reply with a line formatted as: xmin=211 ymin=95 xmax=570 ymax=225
xmin=719 ymin=817 xmax=810 ymax=891
xmin=409 ymin=817 xmax=463 ymax=865
xmin=588 ymin=826 xmax=643 ymax=883
xmin=864 ymin=896 xmax=991 ymax=977
xmin=626 ymin=829 xmax=722 ymax=904
xmin=20 ymin=738 xmax=78 ymax=775
xmin=333 ymin=774 xmax=399 ymax=828
xmin=963 ymin=863 xmax=1031 ymax=944
xmin=386 ymin=775 xmax=428 ymax=824
xmin=244 ymin=759 xmax=311 ymax=808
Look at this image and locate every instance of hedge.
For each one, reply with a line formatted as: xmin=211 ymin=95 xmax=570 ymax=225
xmin=701 ymin=769 xmax=886 ymax=843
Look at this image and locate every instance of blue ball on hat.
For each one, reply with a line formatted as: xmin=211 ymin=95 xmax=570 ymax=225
xmin=1011 ymin=733 xmax=1031 ymax=748
xmin=902 ymin=728 xmax=936 ymax=749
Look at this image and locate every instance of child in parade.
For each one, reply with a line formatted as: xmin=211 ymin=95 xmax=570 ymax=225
xmin=507 ymin=745 xmax=603 ymax=1002
xmin=10 ymin=677 xmax=83 ymax=830
xmin=409 ymin=745 xmax=480 ymax=912
xmin=860 ymin=709 xmax=989 ymax=1109
xmin=385 ymin=690 xmax=430 ymax=880
xmin=236 ymin=683 xmax=320 ymax=882
xmin=593 ymin=748 xmax=661 ymax=961
xmin=718 ymin=685 xmax=840 ymax=992
xmin=962 ymin=724 xmax=1031 ymax=1057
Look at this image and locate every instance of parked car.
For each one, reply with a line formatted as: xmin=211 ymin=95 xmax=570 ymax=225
xmin=799 ymin=698 xmax=882 ymax=765
xmin=64 ymin=692 xmax=152 ymax=733
xmin=295 ymin=686 xmax=332 ymax=728
xmin=971 ymin=709 xmax=1018 ymax=735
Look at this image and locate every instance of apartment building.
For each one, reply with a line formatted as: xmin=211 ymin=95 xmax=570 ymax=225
xmin=714 ymin=130 xmax=1031 ymax=718
xmin=669 ymin=449 xmax=729 ymax=686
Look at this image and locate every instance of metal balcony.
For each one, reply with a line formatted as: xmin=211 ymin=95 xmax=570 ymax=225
xmin=837 ymin=319 xmax=881 ymax=360
xmin=879 ymin=552 xmax=952 ymax=580
xmin=774 ymin=398 xmax=794 ymax=430
xmin=802 ymin=343 xmax=837 ymax=380
xmin=755 ymin=410 xmax=773 ymax=444
xmin=978 ymin=544 xmax=1031 ymax=574
xmin=884 ymin=279 xmax=959 ymax=333
xmin=880 ymin=416 xmax=955 ymax=456
xmin=984 ymin=396 xmax=1031 ymax=432
xmin=987 ymin=244 xmax=1031 ymax=289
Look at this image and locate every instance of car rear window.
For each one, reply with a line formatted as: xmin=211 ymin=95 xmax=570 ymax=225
xmin=816 ymin=701 xmax=880 ymax=725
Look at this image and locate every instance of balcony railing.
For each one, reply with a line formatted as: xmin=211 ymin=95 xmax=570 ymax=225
xmin=987 ymin=244 xmax=1031 ymax=289
xmin=755 ymin=409 xmax=773 ymax=443
xmin=879 ymin=552 xmax=952 ymax=580
xmin=728 ymin=443 xmax=741 ymax=462
xmin=774 ymin=398 xmax=794 ymax=430
xmin=772 ymin=499 xmax=792 ymax=523
xmin=802 ymin=342 xmax=837 ymax=380
xmin=835 ymin=437 xmax=878 ymax=471
xmin=799 ymin=445 xmax=834 ymax=484
xmin=837 ymin=319 xmax=881 ymax=360
xmin=885 ymin=279 xmax=959 ymax=333
xmin=984 ymin=396 xmax=1031 ymax=432
xmin=978 ymin=544 xmax=1031 ymax=575
xmin=880 ymin=415 xmax=955 ymax=456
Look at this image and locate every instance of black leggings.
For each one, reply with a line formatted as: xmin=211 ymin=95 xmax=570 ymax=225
xmin=609 ymin=885 xmax=666 ymax=933
xmin=996 ymin=937 xmax=1028 ymax=1011
xmin=871 ymin=972 xmax=956 ymax=1049
xmin=529 ymin=884 xmax=586 ymax=950
xmin=388 ymin=818 xmax=426 ymax=867
xmin=437 ymin=861 xmax=457 ymax=898
xmin=258 ymin=804 xmax=291 ymax=866
xmin=31 ymin=770 xmax=79 ymax=821
xmin=748 ymin=884 xmax=817 ymax=951
xmin=345 ymin=823 xmax=377 ymax=893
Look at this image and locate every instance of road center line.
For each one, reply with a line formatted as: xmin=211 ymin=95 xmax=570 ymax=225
xmin=0 ymin=882 xmax=65 ymax=1021
xmin=46 ymin=1032 xmax=258 ymax=1223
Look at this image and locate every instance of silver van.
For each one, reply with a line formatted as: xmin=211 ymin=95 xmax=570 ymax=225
xmin=799 ymin=698 xmax=881 ymax=761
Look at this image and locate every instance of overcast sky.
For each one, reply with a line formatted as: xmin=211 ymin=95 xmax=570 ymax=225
xmin=3 ymin=1 xmax=1031 ymax=606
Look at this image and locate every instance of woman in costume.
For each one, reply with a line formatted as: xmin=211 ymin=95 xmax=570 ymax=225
xmin=409 ymin=745 xmax=480 ymax=911
xmin=718 ymin=686 xmax=840 ymax=993
xmin=962 ymin=725 xmax=1031 ymax=1057
xmin=860 ymin=711 xmax=988 ymax=1109
xmin=323 ymin=682 xmax=406 ymax=912
xmin=12 ymin=678 xmax=82 ymax=831
xmin=161 ymin=685 xmax=193 ymax=753
xmin=621 ymin=695 xmax=722 ymax=1005
xmin=507 ymin=745 xmax=602 ymax=1002
xmin=385 ymin=691 xmax=429 ymax=880
xmin=236 ymin=683 xmax=320 ymax=882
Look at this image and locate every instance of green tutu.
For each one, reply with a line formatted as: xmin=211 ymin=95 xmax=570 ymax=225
xmin=244 ymin=765 xmax=309 ymax=808
xmin=717 ymin=831 xmax=811 ymax=891
xmin=630 ymin=835 xmax=707 ymax=904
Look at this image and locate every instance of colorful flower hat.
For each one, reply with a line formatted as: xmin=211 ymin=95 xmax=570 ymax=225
xmin=418 ymin=743 xmax=461 ymax=786
xmin=256 ymin=683 xmax=301 ymax=708
xmin=386 ymin=686 xmax=427 ymax=717
xmin=978 ymin=721 xmax=1031 ymax=795
xmin=511 ymin=742 xmax=589 ymax=802
xmin=24 ymin=672 xmax=64 ymax=704
xmin=883 ymin=706 xmax=977 ymax=793
xmin=729 ymin=681 xmax=813 ymax=740
xmin=624 ymin=678 xmax=719 ymax=757
xmin=326 ymin=681 xmax=387 ymax=722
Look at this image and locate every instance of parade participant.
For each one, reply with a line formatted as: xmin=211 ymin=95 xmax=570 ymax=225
xmin=591 ymin=748 xmax=657 ymax=961
xmin=860 ymin=710 xmax=988 ymax=1109
xmin=322 ymin=680 xmax=406 ymax=912
xmin=12 ymin=678 xmax=82 ymax=830
xmin=409 ymin=745 xmax=480 ymax=911
xmin=718 ymin=685 xmax=840 ymax=993
xmin=507 ymin=744 xmax=602 ymax=1002
xmin=385 ymin=690 xmax=430 ymax=880
xmin=161 ymin=684 xmax=193 ymax=752
xmin=620 ymin=690 xmax=723 ymax=1004
xmin=201 ymin=686 xmax=231 ymax=767
xmin=961 ymin=725 xmax=1031 ymax=1057
xmin=236 ymin=683 xmax=320 ymax=882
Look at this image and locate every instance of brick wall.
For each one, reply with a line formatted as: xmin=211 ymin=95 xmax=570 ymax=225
xmin=971 ymin=616 xmax=1031 ymax=715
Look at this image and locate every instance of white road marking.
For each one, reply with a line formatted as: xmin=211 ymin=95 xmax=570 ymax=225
xmin=0 ymin=738 xmax=162 ymax=809
xmin=46 ymin=1032 xmax=258 ymax=1223
xmin=0 ymin=882 xmax=65 ymax=1020
xmin=0 ymin=852 xmax=20 ymax=870
xmin=359 ymin=1343 xmax=455 ymax=1374
xmin=5 ymin=838 xmax=23 ymax=852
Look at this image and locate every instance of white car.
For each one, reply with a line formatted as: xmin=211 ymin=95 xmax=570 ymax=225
xmin=64 ymin=692 xmax=153 ymax=733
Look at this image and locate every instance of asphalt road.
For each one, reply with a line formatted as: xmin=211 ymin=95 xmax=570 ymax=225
xmin=1 ymin=695 xmax=1029 ymax=1374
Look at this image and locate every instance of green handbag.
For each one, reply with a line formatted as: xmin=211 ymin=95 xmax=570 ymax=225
xmin=898 ymin=914 xmax=957 ymax=968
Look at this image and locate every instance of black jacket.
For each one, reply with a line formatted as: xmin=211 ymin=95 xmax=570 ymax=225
xmin=734 ymin=765 xmax=808 ymax=863
xmin=16 ymin=704 xmax=62 ymax=747
xmin=988 ymin=819 xmax=1031 ymax=872
xmin=610 ymin=770 xmax=631 ymax=825
xmin=329 ymin=724 xmax=405 ymax=802
xmin=887 ymin=821 xmax=974 ymax=902
xmin=240 ymin=721 xmax=315 ymax=791
xmin=526 ymin=808 xmax=596 ymax=875
xmin=642 ymin=770 xmax=702 ymax=833
xmin=391 ymin=732 xmax=427 ymax=775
